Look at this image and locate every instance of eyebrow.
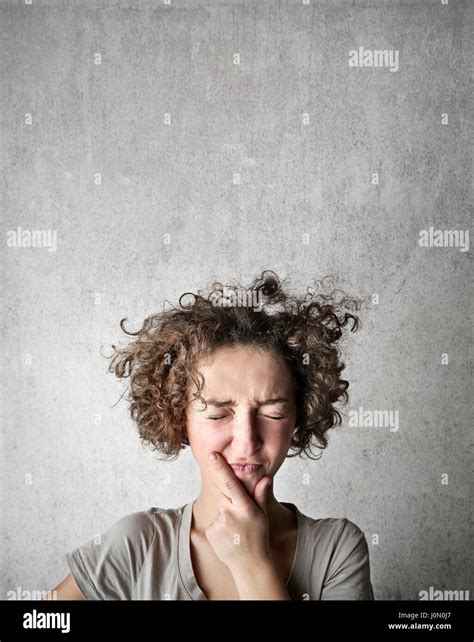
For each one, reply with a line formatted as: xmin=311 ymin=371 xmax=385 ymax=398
xmin=203 ymin=397 xmax=290 ymax=408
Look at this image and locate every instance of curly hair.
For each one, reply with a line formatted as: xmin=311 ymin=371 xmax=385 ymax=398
xmin=106 ymin=270 xmax=362 ymax=462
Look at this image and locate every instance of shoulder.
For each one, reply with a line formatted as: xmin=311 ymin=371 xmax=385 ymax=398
xmin=307 ymin=516 xmax=370 ymax=564
xmin=67 ymin=508 xmax=158 ymax=572
xmin=306 ymin=517 xmax=369 ymax=575
xmin=65 ymin=505 xmax=186 ymax=600
xmin=329 ymin=517 xmax=368 ymax=545
xmin=102 ymin=504 xmax=185 ymax=547
xmin=299 ymin=513 xmax=374 ymax=600
xmin=92 ymin=508 xmax=157 ymax=556
xmin=303 ymin=514 xmax=368 ymax=548
xmin=106 ymin=508 xmax=157 ymax=537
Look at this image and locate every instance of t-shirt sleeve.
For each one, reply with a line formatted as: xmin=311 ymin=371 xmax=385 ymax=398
xmin=65 ymin=510 xmax=156 ymax=600
xmin=320 ymin=518 xmax=375 ymax=600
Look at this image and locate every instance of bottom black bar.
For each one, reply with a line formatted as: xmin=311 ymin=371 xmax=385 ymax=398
xmin=0 ymin=600 xmax=471 ymax=642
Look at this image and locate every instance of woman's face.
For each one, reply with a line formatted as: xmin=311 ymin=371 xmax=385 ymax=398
xmin=186 ymin=344 xmax=297 ymax=494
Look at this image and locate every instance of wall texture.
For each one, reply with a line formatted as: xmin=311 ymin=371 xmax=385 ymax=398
xmin=1 ymin=0 xmax=472 ymax=601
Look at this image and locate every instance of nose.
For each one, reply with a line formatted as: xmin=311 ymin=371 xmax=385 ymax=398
xmin=231 ymin=410 xmax=262 ymax=455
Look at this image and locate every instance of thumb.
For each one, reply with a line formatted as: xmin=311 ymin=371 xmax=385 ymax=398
xmin=253 ymin=476 xmax=271 ymax=514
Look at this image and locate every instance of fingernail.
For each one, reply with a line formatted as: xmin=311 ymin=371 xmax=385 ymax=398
xmin=209 ymin=452 xmax=218 ymax=462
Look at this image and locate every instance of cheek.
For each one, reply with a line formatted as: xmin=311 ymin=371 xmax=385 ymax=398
xmin=260 ymin=421 xmax=294 ymax=449
xmin=187 ymin=418 xmax=228 ymax=454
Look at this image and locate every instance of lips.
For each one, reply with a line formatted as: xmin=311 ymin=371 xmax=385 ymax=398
xmin=230 ymin=463 xmax=262 ymax=474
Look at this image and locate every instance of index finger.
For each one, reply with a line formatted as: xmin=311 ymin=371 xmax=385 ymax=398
xmin=208 ymin=451 xmax=252 ymax=507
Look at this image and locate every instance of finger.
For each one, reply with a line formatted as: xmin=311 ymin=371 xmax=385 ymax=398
xmin=208 ymin=451 xmax=252 ymax=507
xmin=217 ymin=492 xmax=231 ymax=513
xmin=253 ymin=476 xmax=271 ymax=515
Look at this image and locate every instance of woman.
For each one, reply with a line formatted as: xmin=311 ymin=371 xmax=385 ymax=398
xmin=48 ymin=271 xmax=375 ymax=600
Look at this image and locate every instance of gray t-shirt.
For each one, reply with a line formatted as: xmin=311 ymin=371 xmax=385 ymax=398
xmin=66 ymin=501 xmax=375 ymax=600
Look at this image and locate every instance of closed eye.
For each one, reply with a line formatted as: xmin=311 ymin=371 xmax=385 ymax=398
xmin=207 ymin=415 xmax=285 ymax=420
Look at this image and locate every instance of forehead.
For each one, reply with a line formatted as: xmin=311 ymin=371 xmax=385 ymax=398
xmin=190 ymin=345 xmax=295 ymax=399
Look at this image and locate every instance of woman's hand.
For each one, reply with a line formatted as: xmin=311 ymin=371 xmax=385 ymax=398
xmin=204 ymin=451 xmax=273 ymax=575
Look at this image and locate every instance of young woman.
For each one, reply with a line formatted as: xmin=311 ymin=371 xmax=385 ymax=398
xmin=48 ymin=271 xmax=375 ymax=600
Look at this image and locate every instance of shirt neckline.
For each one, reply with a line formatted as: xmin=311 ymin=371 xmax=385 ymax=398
xmin=177 ymin=499 xmax=305 ymax=600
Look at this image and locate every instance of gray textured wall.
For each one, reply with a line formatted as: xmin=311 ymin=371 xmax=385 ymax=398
xmin=1 ymin=0 xmax=472 ymax=601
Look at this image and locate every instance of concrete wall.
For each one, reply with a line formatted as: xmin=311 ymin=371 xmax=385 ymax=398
xmin=1 ymin=0 xmax=472 ymax=600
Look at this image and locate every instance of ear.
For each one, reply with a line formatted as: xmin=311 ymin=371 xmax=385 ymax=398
xmin=253 ymin=476 xmax=271 ymax=515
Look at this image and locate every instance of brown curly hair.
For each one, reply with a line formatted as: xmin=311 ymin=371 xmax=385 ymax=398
xmin=106 ymin=270 xmax=361 ymax=462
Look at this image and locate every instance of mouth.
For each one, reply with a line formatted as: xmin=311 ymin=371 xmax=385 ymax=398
xmin=230 ymin=463 xmax=262 ymax=475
